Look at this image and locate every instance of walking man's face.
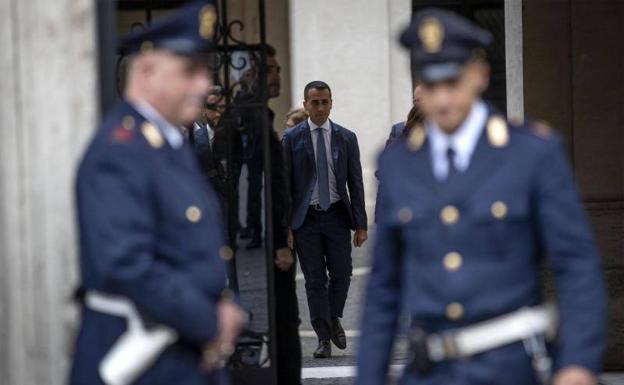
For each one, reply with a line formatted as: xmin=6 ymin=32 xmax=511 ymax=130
xmin=303 ymin=88 xmax=332 ymax=126
xmin=203 ymin=93 xmax=225 ymax=126
xmin=419 ymin=60 xmax=489 ymax=134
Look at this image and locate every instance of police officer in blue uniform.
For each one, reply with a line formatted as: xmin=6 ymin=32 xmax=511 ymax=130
xmin=357 ymin=8 xmax=606 ymax=385
xmin=69 ymin=2 xmax=247 ymax=384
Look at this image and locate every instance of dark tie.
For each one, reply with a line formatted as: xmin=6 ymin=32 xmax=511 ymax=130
xmin=446 ymin=146 xmax=458 ymax=182
xmin=316 ymin=127 xmax=331 ymax=210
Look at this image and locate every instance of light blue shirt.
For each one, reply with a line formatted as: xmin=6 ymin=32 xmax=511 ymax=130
xmin=132 ymin=101 xmax=184 ymax=149
xmin=426 ymin=100 xmax=488 ymax=181
xmin=309 ymin=118 xmax=340 ymax=205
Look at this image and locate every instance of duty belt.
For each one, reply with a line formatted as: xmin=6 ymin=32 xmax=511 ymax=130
xmin=408 ymin=304 xmax=557 ymax=383
xmin=85 ymin=291 xmax=178 ymax=385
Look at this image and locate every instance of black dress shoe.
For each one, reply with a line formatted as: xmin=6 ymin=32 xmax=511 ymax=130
xmin=331 ymin=318 xmax=347 ymax=350
xmin=313 ymin=340 xmax=331 ymax=358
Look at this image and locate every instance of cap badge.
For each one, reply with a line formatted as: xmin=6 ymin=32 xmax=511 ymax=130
xmin=486 ymin=116 xmax=509 ymax=148
xmin=419 ymin=17 xmax=444 ymax=53
xmin=199 ymin=5 xmax=217 ymax=39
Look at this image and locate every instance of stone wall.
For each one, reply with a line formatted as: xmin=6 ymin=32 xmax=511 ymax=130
xmin=0 ymin=1 xmax=98 ymax=384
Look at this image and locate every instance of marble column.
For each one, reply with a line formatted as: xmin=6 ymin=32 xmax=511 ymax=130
xmin=0 ymin=0 xmax=98 ymax=384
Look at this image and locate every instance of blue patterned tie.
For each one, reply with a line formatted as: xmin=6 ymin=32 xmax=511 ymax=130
xmin=316 ymin=127 xmax=331 ymax=210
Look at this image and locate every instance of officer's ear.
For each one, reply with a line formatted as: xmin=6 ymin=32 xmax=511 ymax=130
xmin=470 ymin=51 xmax=490 ymax=93
xmin=464 ymin=57 xmax=490 ymax=95
xmin=477 ymin=60 xmax=491 ymax=93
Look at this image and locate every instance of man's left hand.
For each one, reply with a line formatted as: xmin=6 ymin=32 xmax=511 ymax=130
xmin=275 ymin=247 xmax=294 ymax=271
xmin=353 ymin=229 xmax=368 ymax=247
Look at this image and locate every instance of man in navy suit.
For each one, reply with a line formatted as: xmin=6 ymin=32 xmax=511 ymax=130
xmin=69 ymin=2 xmax=247 ymax=384
xmin=282 ymin=81 xmax=368 ymax=358
xmin=357 ymin=8 xmax=606 ymax=385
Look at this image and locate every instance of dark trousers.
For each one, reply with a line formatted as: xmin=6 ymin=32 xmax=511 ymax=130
xmin=274 ymin=260 xmax=302 ymax=385
xmin=246 ymin=151 xmax=263 ymax=235
xmin=294 ymin=202 xmax=352 ymax=340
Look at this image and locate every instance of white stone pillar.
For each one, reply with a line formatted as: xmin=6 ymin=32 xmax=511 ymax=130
xmin=505 ymin=0 xmax=524 ymax=122
xmin=0 ymin=1 xmax=98 ymax=384
xmin=289 ymin=0 xmax=412 ymax=223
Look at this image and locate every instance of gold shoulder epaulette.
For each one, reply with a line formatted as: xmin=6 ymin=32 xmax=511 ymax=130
xmin=141 ymin=122 xmax=164 ymax=149
xmin=486 ymin=115 xmax=509 ymax=148
xmin=407 ymin=124 xmax=426 ymax=151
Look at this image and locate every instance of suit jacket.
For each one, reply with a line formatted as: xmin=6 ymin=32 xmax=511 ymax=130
xmin=282 ymin=119 xmax=367 ymax=231
xmin=189 ymin=122 xmax=227 ymax=196
xmin=386 ymin=121 xmax=406 ymax=147
xmin=70 ymin=100 xmax=229 ymax=385
xmin=357 ymin=110 xmax=606 ymax=385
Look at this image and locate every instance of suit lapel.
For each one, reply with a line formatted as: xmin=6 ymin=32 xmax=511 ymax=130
xmin=301 ymin=121 xmax=315 ymax=164
xmin=330 ymin=121 xmax=341 ymax=170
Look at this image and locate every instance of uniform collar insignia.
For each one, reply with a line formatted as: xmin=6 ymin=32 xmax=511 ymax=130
xmin=141 ymin=122 xmax=164 ymax=149
xmin=486 ymin=115 xmax=509 ymax=148
xmin=407 ymin=124 xmax=427 ymax=151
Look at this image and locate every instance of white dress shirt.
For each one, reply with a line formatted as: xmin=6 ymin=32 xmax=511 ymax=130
xmin=427 ymin=100 xmax=488 ymax=181
xmin=132 ymin=101 xmax=184 ymax=149
xmin=309 ymin=118 xmax=341 ymax=205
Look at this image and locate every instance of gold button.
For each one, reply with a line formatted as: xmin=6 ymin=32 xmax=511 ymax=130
xmin=440 ymin=205 xmax=459 ymax=225
xmin=491 ymin=201 xmax=508 ymax=219
xmin=219 ymin=246 xmax=233 ymax=261
xmin=397 ymin=207 xmax=413 ymax=223
xmin=121 ymin=115 xmax=135 ymax=130
xmin=186 ymin=206 xmax=202 ymax=223
xmin=446 ymin=302 xmax=464 ymax=320
xmin=444 ymin=252 xmax=462 ymax=272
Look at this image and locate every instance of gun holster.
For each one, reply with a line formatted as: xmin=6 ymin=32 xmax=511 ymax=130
xmin=407 ymin=327 xmax=433 ymax=374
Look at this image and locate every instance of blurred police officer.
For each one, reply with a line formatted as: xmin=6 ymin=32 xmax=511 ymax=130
xmin=357 ymin=8 xmax=606 ymax=385
xmin=69 ymin=2 xmax=247 ymax=384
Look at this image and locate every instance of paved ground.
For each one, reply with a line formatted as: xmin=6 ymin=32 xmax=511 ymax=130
xmin=231 ymin=198 xmax=624 ymax=385
xmin=294 ymin=231 xmax=624 ymax=385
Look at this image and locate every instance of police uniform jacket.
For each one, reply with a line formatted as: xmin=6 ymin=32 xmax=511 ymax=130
xmin=70 ymin=100 xmax=230 ymax=385
xmin=357 ymin=107 xmax=606 ymax=385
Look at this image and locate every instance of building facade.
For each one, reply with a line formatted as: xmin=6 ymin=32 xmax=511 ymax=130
xmin=0 ymin=1 xmax=621 ymax=384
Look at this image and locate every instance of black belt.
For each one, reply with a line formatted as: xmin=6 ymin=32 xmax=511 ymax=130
xmin=309 ymin=201 xmax=342 ymax=212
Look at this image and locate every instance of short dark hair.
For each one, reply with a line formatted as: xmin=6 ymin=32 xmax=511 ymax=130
xmin=304 ymin=81 xmax=332 ymax=100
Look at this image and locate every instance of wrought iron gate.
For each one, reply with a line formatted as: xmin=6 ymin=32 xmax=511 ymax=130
xmin=97 ymin=1 xmax=278 ymax=383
